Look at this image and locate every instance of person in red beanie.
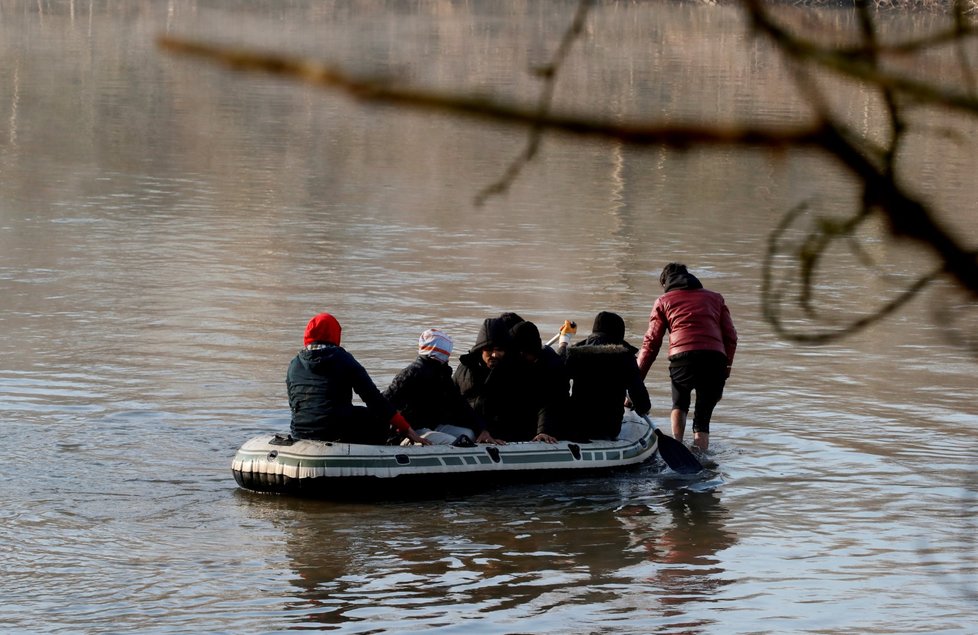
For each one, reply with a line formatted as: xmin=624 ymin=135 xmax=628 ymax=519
xmin=286 ymin=312 xmax=429 ymax=445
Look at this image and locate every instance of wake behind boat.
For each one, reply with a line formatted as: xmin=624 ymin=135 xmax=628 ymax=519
xmin=232 ymin=410 xmax=659 ymax=497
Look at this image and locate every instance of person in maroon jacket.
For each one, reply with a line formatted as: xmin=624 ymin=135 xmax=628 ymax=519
xmin=637 ymin=263 xmax=737 ymax=451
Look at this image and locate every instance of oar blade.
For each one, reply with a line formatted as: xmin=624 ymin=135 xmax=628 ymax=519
xmin=654 ymin=429 xmax=704 ymax=475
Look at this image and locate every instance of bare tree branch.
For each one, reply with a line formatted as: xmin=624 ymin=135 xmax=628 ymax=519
xmin=475 ymin=0 xmax=595 ymax=205
xmin=158 ymin=0 xmax=978 ymax=347
xmin=158 ymin=35 xmax=825 ymax=149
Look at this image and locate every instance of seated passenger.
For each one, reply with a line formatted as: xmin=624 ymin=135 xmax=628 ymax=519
xmin=558 ymin=311 xmax=651 ymax=441
xmin=383 ymin=328 xmax=486 ymax=445
xmin=452 ymin=316 xmax=526 ymax=444
xmin=286 ymin=312 xmax=429 ymax=445
xmin=509 ymin=320 xmax=567 ymax=443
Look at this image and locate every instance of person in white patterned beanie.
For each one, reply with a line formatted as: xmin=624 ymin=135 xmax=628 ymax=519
xmin=418 ymin=328 xmax=453 ymax=364
xmin=384 ymin=328 xmax=484 ymax=445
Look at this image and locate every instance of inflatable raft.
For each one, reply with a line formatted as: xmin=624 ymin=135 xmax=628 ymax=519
xmin=232 ymin=411 xmax=658 ymax=497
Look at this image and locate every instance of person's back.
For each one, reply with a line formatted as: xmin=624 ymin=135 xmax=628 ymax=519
xmin=509 ymin=320 xmax=565 ymax=443
xmin=561 ymin=312 xmax=650 ymax=441
xmin=288 ymin=343 xmax=376 ymax=438
xmin=384 ymin=329 xmax=484 ymax=443
xmin=636 ymin=263 xmax=737 ymax=451
xmin=642 ymin=287 xmax=733 ymax=361
xmin=384 ymin=355 xmax=456 ymax=429
xmin=286 ymin=312 xmax=427 ymax=446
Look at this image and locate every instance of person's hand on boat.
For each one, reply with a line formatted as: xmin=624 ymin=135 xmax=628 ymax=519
xmin=533 ymin=432 xmax=558 ymax=444
xmin=476 ymin=429 xmax=505 ymax=445
xmin=404 ymin=428 xmax=432 ymax=446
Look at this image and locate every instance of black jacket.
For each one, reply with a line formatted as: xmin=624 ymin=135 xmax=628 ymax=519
xmin=453 ymin=346 xmax=567 ymax=441
xmin=453 ymin=351 xmax=524 ymax=439
xmin=286 ymin=345 xmax=394 ymax=439
xmin=383 ymin=356 xmax=484 ymax=432
xmin=525 ymin=345 xmax=570 ymax=438
xmin=561 ymin=334 xmax=651 ymax=440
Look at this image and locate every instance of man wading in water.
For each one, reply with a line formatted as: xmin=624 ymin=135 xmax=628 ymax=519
xmin=637 ymin=264 xmax=737 ymax=452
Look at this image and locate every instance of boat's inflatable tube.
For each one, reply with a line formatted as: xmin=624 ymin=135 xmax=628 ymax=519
xmin=232 ymin=411 xmax=658 ymax=497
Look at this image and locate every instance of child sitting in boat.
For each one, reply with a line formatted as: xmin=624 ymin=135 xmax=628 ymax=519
xmin=286 ymin=312 xmax=429 ymax=446
xmin=384 ymin=328 xmax=487 ymax=445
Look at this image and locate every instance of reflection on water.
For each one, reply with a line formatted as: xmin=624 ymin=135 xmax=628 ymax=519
xmin=615 ymin=489 xmax=736 ymax=635
xmin=266 ymin=473 xmax=736 ymax=633
xmin=1 ymin=1 xmax=976 ymax=634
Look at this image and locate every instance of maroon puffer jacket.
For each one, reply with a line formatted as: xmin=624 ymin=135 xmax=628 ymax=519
xmin=637 ymin=287 xmax=737 ymax=377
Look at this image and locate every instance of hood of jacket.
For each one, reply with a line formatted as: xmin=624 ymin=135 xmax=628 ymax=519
xmin=295 ymin=344 xmax=343 ymax=373
xmin=589 ymin=311 xmax=626 ymax=344
xmin=573 ymin=333 xmax=638 ymax=356
xmin=663 ymin=271 xmax=704 ymax=293
xmin=471 ymin=317 xmax=513 ymax=352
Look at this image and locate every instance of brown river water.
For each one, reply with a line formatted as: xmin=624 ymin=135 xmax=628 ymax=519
xmin=1 ymin=1 xmax=976 ymax=633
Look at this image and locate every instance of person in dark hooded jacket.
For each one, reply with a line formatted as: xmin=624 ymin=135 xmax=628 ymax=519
xmin=452 ymin=316 xmax=532 ymax=444
xmin=509 ymin=320 xmax=567 ymax=443
xmin=637 ymin=263 xmax=737 ymax=451
xmin=559 ymin=311 xmax=651 ymax=441
xmin=286 ymin=312 xmax=428 ymax=445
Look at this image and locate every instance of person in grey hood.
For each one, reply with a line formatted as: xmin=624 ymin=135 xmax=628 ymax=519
xmin=559 ymin=311 xmax=651 ymax=441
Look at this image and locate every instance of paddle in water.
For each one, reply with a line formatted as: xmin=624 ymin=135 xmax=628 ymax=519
xmin=653 ymin=427 xmax=704 ymax=475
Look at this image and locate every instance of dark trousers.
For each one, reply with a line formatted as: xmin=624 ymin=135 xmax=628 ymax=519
xmin=668 ymin=351 xmax=727 ymax=434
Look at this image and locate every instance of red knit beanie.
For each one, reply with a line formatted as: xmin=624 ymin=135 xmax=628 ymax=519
xmin=303 ymin=312 xmax=342 ymax=346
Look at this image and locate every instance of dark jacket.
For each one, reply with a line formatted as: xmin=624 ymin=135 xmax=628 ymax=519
xmin=286 ymin=344 xmax=394 ymax=440
xmin=383 ymin=356 xmax=484 ymax=432
xmin=453 ymin=346 xmax=567 ymax=441
xmin=454 ymin=316 xmax=570 ymax=441
xmin=562 ymin=334 xmax=651 ymax=440
xmin=453 ymin=350 xmax=530 ymax=440
xmin=525 ymin=345 xmax=570 ymax=438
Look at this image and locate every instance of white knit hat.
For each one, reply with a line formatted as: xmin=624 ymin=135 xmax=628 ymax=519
xmin=418 ymin=328 xmax=453 ymax=363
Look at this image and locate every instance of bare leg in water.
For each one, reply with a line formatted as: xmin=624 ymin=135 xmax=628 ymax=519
xmin=672 ymin=408 xmax=709 ymax=451
xmin=670 ymin=408 xmax=686 ymax=442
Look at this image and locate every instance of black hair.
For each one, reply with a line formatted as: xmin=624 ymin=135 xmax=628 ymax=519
xmin=659 ymin=262 xmax=688 ymax=288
